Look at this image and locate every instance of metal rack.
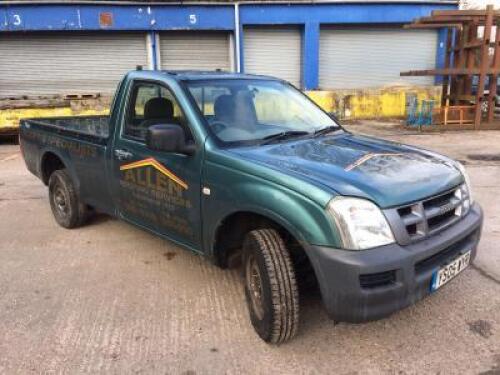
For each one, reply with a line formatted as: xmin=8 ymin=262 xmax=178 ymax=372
xmin=401 ymin=5 xmax=500 ymax=129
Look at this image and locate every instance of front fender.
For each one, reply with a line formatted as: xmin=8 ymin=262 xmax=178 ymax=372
xmin=202 ymin=162 xmax=341 ymax=254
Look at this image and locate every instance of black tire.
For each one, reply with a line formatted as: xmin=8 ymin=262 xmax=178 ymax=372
xmin=48 ymin=169 xmax=88 ymax=229
xmin=242 ymin=229 xmax=299 ymax=344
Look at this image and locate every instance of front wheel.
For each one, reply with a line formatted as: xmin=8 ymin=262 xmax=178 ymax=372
xmin=242 ymin=229 xmax=299 ymax=344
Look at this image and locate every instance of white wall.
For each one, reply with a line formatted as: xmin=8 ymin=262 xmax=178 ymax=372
xmin=460 ymin=0 xmax=500 ymax=9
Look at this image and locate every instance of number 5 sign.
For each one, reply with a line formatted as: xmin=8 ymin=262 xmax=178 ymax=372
xmin=189 ymin=14 xmax=197 ymax=24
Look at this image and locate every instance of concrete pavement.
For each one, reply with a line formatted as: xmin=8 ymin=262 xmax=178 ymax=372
xmin=0 ymin=126 xmax=499 ymax=374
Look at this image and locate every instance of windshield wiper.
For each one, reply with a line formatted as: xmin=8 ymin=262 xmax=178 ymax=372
xmin=313 ymin=125 xmax=340 ymax=137
xmin=259 ymin=130 xmax=310 ymax=145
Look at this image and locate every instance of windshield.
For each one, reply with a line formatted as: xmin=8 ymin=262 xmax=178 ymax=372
xmin=185 ymin=79 xmax=339 ymax=145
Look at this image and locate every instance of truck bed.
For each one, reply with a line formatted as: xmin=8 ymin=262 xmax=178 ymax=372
xmin=22 ymin=115 xmax=110 ymax=144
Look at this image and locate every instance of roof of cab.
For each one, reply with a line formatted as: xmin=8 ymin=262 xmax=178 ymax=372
xmin=130 ymin=69 xmax=280 ymax=82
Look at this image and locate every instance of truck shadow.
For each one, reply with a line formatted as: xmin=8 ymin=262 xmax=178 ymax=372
xmin=85 ymin=212 xmax=115 ymax=226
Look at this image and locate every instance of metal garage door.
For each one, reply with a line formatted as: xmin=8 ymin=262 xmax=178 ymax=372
xmin=0 ymin=32 xmax=149 ymax=97
xmin=244 ymin=27 xmax=302 ymax=88
xmin=319 ymin=28 xmax=438 ymax=89
xmin=159 ymin=32 xmax=231 ymax=71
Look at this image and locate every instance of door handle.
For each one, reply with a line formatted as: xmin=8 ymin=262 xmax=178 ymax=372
xmin=114 ymin=149 xmax=134 ymax=161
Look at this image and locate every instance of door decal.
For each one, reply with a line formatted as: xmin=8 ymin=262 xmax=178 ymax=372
xmin=118 ymin=156 xmax=194 ymax=237
xmin=120 ymin=157 xmax=188 ymax=190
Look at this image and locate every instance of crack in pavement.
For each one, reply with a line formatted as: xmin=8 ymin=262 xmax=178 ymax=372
xmin=471 ymin=263 xmax=500 ymax=286
xmin=0 ymin=197 xmax=44 ymax=202
xmin=0 ymin=154 xmax=19 ymax=162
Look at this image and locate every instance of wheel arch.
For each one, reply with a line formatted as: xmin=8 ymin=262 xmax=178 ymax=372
xmin=40 ymin=151 xmax=66 ymax=185
xmin=210 ymin=208 xmax=308 ymax=269
xmin=39 ymin=150 xmax=80 ymax=194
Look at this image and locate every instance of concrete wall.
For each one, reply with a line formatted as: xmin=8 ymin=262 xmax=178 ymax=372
xmin=0 ymin=97 xmax=110 ymax=134
xmin=0 ymin=86 xmax=442 ymax=133
xmin=307 ymin=86 xmax=442 ymax=120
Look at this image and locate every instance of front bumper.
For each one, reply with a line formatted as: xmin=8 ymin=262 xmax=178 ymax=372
xmin=306 ymin=203 xmax=483 ymax=323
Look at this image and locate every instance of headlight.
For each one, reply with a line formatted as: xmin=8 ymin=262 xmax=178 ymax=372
xmin=455 ymin=162 xmax=474 ymax=205
xmin=326 ymin=197 xmax=395 ymax=250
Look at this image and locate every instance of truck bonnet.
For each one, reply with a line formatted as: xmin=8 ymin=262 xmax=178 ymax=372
xmin=228 ymin=132 xmax=464 ymax=209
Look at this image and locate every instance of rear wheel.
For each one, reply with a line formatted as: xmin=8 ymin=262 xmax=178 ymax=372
xmin=48 ymin=169 xmax=88 ymax=228
xmin=242 ymin=229 xmax=299 ymax=344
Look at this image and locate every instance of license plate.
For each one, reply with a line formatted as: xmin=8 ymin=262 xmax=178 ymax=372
xmin=431 ymin=251 xmax=471 ymax=292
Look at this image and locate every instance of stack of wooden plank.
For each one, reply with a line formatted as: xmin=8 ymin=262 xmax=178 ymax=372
xmin=401 ymin=6 xmax=500 ymax=129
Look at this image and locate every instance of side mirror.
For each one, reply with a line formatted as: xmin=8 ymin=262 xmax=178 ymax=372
xmin=146 ymin=124 xmax=195 ymax=155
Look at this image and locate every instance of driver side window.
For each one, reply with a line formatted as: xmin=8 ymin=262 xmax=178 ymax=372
xmin=124 ymin=82 xmax=191 ymax=142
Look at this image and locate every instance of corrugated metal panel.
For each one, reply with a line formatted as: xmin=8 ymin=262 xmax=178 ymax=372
xmin=319 ymin=28 xmax=438 ymax=89
xmin=159 ymin=31 xmax=230 ymax=71
xmin=244 ymin=27 xmax=302 ymax=88
xmin=0 ymin=32 xmax=148 ymax=97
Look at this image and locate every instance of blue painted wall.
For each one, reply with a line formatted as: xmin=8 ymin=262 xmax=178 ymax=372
xmin=239 ymin=3 xmax=456 ymax=25
xmin=0 ymin=2 xmax=457 ymax=90
xmin=303 ymin=23 xmax=320 ymax=90
xmin=435 ymin=28 xmax=449 ymax=84
xmin=0 ymin=4 xmax=234 ymax=31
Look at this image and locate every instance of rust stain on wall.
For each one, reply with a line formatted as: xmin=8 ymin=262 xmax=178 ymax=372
xmin=0 ymin=96 xmax=111 ymax=133
xmin=99 ymin=12 xmax=114 ymax=27
xmin=307 ymin=86 xmax=441 ymax=120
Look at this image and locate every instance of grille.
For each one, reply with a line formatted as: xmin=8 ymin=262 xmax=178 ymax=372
xmin=396 ymin=184 xmax=471 ymax=242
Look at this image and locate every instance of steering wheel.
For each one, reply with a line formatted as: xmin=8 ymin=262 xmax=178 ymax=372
xmin=210 ymin=121 xmax=229 ymax=134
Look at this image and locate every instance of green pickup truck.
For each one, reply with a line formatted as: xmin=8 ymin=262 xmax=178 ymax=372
xmin=20 ymin=70 xmax=483 ymax=344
